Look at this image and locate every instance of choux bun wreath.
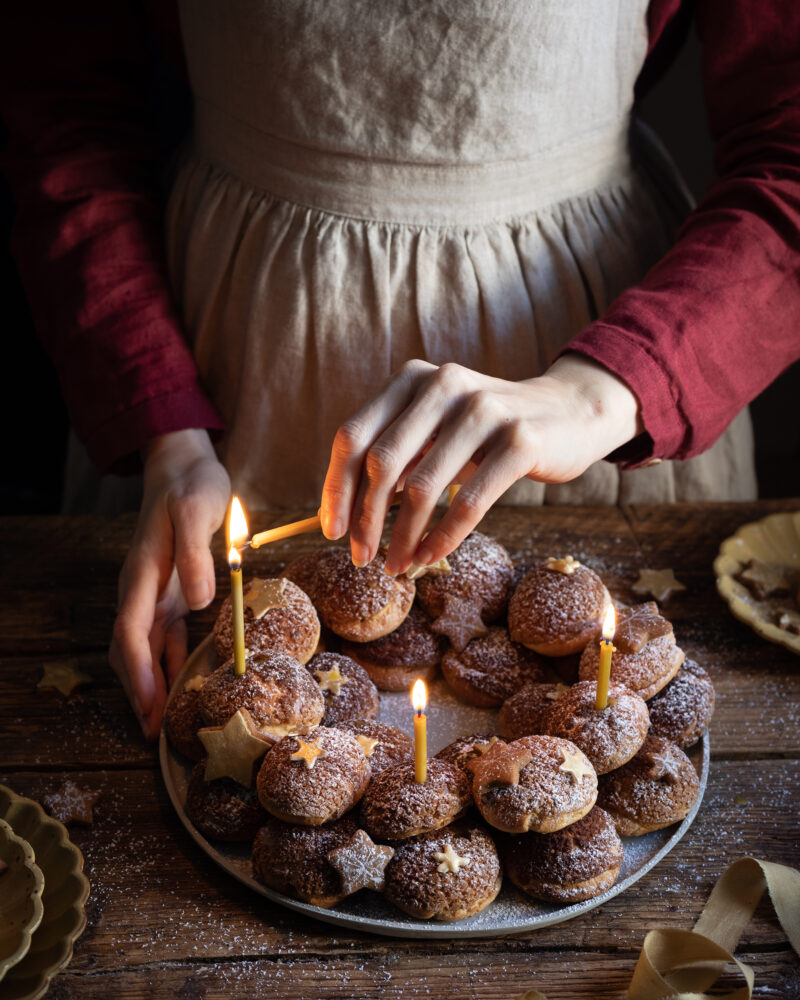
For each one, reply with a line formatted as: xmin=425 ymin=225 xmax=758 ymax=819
xmin=166 ymin=524 xmax=712 ymax=923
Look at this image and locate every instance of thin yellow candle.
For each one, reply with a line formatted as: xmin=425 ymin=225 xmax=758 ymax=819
xmin=227 ymin=497 xmax=249 ymax=675
xmin=411 ymin=679 xmax=428 ymax=783
xmin=595 ymin=604 xmax=616 ymax=710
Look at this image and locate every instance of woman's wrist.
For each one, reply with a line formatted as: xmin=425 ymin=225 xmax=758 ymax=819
xmin=536 ymin=353 xmax=644 ymax=458
xmin=141 ymin=428 xmax=218 ymax=476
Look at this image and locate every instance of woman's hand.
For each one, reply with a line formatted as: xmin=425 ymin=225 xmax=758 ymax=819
xmin=109 ymin=429 xmax=230 ymax=740
xmin=320 ymin=354 xmax=643 ymax=576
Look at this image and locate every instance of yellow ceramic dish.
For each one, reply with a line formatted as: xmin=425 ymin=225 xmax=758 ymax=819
xmin=0 ymin=819 xmax=44 ymax=983
xmin=0 ymin=785 xmax=89 ymax=1000
xmin=714 ymin=509 xmax=800 ymax=656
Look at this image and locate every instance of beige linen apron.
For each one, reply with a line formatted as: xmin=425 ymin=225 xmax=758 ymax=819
xmin=66 ymin=0 xmax=757 ymax=514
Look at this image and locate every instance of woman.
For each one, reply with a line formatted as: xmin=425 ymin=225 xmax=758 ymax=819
xmin=2 ymin=1 xmax=799 ymax=738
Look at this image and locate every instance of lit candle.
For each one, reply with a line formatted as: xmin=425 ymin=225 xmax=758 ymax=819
xmin=411 ymin=679 xmax=427 ymax=783
xmin=595 ymin=604 xmax=616 ymax=710
xmin=227 ymin=496 xmax=249 ymax=676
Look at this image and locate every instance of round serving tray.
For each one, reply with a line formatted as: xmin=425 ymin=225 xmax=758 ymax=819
xmin=160 ymin=635 xmax=709 ymax=939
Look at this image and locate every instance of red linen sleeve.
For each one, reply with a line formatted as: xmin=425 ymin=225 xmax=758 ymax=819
xmin=0 ymin=2 xmax=223 ymax=474
xmin=565 ymin=0 xmax=800 ymax=466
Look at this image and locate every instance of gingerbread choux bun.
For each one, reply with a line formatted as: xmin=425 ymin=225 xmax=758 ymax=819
xmin=288 ymin=547 xmax=415 ymax=642
xmin=647 ymin=658 xmax=715 ymax=748
xmin=435 ymin=733 xmax=507 ymax=779
xmin=256 ymin=727 xmax=371 ymax=826
xmin=213 ymin=577 xmax=320 ymax=665
xmin=471 ymin=735 xmax=597 ymax=834
xmin=441 ymin=627 xmax=548 ymax=708
xmin=540 ymin=680 xmax=650 ymax=774
xmin=383 ymin=822 xmax=502 ymax=921
xmin=501 ymin=806 xmax=623 ymax=903
xmin=579 ymin=603 xmax=684 ymax=701
xmin=185 ymin=761 xmax=267 ymax=842
xmin=360 ymin=759 xmax=471 ymax=841
xmin=415 ymin=532 xmax=514 ymax=625
xmin=333 ymin=719 xmax=413 ymax=776
xmin=508 ymin=557 xmax=612 ymax=656
xmin=252 ymin=814 xmax=358 ymax=908
xmin=306 ymin=652 xmax=380 ymax=726
xmin=164 ymin=684 xmax=206 ymax=760
xmin=597 ymin=734 xmax=700 ymax=836
xmin=340 ymin=605 xmax=445 ymax=691
xmin=498 ymin=682 xmax=571 ymax=741
xmin=198 ymin=650 xmax=325 ymax=737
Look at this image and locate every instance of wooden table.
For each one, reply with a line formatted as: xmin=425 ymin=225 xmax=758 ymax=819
xmin=2 ymin=501 xmax=799 ymax=999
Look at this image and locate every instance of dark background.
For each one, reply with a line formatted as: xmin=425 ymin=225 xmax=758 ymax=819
xmin=1 ymin=29 xmax=798 ymax=515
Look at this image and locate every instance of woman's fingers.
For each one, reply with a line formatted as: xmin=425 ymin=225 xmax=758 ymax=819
xmin=111 ymin=545 xmax=162 ymax=726
xmin=413 ymin=435 xmax=532 ymax=567
xmin=169 ymin=470 xmax=229 ymax=611
xmin=321 ymin=360 xmax=436 ymax=543
xmin=349 ymin=363 xmax=481 ymax=565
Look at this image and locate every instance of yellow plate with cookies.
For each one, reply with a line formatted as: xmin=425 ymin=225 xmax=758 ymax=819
xmin=714 ymin=509 xmax=800 ymax=656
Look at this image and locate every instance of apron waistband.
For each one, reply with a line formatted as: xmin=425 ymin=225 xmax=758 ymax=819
xmin=193 ymin=97 xmax=633 ymax=226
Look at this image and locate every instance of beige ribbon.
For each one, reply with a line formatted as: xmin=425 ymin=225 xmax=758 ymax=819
xmin=518 ymin=858 xmax=800 ymax=1000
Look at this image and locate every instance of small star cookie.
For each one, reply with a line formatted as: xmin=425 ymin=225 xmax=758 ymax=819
xmin=291 ymin=737 xmax=327 ymax=768
xmin=431 ymin=595 xmax=489 ymax=652
xmin=355 ymin=734 xmax=379 ymax=757
xmin=244 ymin=577 xmax=288 ymax=619
xmin=43 ymin=780 xmax=101 ymax=825
xmin=315 ymin=665 xmax=349 ymax=695
xmin=632 ymin=568 xmax=686 ymax=603
xmin=559 ymin=748 xmax=594 ymax=784
xmin=614 ymin=601 xmax=673 ymax=654
xmin=434 ymin=843 xmax=471 ymax=874
xmin=327 ymin=829 xmax=394 ymax=895
xmin=198 ymin=709 xmax=274 ymax=787
xmin=644 ymin=746 xmax=682 ymax=784
xmin=37 ymin=660 xmax=91 ymax=698
xmin=472 ymin=742 xmax=533 ymax=791
xmin=545 ymin=555 xmax=580 ymax=575
xmin=737 ymin=560 xmax=793 ymax=600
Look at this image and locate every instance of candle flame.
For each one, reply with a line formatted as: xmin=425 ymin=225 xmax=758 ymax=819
xmin=227 ymin=496 xmax=249 ymax=549
xmin=228 ymin=545 xmax=241 ymax=571
xmin=602 ymin=604 xmax=616 ymax=641
xmin=411 ymin=679 xmax=427 ymax=714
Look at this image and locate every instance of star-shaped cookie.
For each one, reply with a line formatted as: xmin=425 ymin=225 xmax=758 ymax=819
xmin=545 ymin=555 xmax=580 ymax=575
xmin=327 ymin=829 xmax=394 ymax=895
xmin=558 ymin=748 xmax=594 ymax=784
xmin=644 ymin=746 xmax=682 ymax=784
xmin=737 ymin=560 xmax=793 ymax=600
xmin=244 ymin=577 xmax=288 ymax=619
xmin=431 ymin=595 xmax=489 ymax=652
xmin=291 ymin=737 xmax=327 ymax=768
xmin=472 ymin=742 xmax=533 ymax=792
xmin=198 ymin=709 xmax=274 ymax=787
xmin=354 ymin=734 xmax=379 ymax=757
xmin=315 ymin=665 xmax=349 ymax=695
xmin=614 ymin=601 xmax=673 ymax=654
xmin=43 ymin=780 xmax=101 ymax=825
xmin=632 ymin=568 xmax=686 ymax=603
xmin=37 ymin=660 xmax=91 ymax=698
xmin=434 ymin=843 xmax=471 ymax=874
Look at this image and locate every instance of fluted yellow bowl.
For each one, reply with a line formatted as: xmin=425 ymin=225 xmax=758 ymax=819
xmin=0 ymin=819 xmax=44 ymax=982
xmin=714 ymin=509 xmax=800 ymax=655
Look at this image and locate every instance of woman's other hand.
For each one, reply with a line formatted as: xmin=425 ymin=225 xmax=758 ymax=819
xmin=320 ymin=355 xmax=642 ymax=576
xmin=109 ymin=429 xmax=230 ymax=740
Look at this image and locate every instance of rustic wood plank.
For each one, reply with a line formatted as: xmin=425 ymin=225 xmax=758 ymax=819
xmin=0 ymin=652 xmax=154 ymax=769
xmin=44 ymin=949 xmax=800 ymax=1000
xmin=1 ymin=760 xmax=797 ymax=973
